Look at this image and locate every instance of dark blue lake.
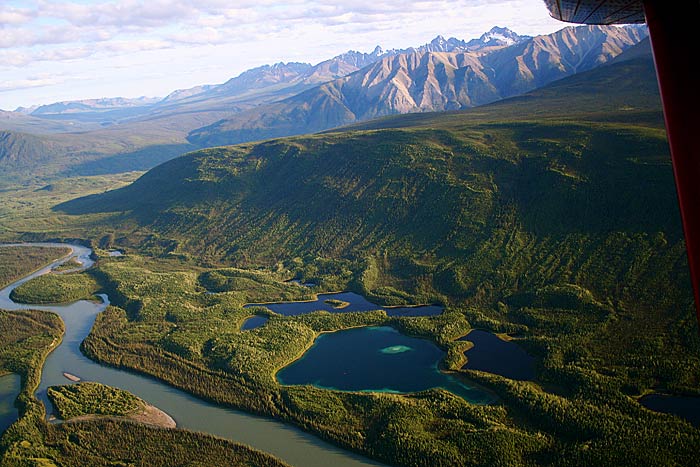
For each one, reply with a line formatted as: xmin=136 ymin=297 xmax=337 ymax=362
xmin=640 ymin=394 xmax=700 ymax=427
xmin=241 ymin=315 xmax=269 ymax=330
xmin=460 ymin=330 xmax=536 ymax=380
xmin=246 ymin=292 xmax=443 ymax=317
xmin=0 ymin=373 xmax=21 ymax=435
xmin=278 ymin=326 xmax=494 ymax=403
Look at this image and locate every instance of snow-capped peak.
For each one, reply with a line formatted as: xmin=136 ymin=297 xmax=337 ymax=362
xmin=464 ymin=26 xmax=531 ymax=50
xmin=479 ymin=26 xmax=526 ymax=46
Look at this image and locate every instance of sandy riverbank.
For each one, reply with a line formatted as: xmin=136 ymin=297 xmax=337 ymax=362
xmin=64 ymin=402 xmax=176 ymax=429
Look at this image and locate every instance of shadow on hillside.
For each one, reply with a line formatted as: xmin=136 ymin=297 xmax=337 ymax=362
xmin=60 ymin=143 xmax=197 ymax=177
xmin=54 ymin=188 xmax=126 ymax=215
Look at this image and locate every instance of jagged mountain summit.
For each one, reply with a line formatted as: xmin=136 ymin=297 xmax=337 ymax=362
xmin=467 ymin=26 xmax=529 ymax=48
xmin=408 ymin=26 xmax=531 ymax=54
xmin=188 ymin=25 xmax=647 ymax=147
xmin=331 ymin=46 xmax=385 ymax=67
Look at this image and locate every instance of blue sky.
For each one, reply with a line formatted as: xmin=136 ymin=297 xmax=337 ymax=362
xmin=0 ymin=0 xmax=566 ymax=110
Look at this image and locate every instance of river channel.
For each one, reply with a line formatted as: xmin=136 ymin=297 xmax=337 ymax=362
xmin=0 ymin=243 xmax=385 ymax=467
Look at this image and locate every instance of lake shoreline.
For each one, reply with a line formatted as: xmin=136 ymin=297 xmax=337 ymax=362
xmin=276 ymin=325 xmax=495 ymax=404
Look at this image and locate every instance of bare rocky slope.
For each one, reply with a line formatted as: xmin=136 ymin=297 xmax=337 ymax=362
xmin=188 ymin=25 xmax=647 ymax=146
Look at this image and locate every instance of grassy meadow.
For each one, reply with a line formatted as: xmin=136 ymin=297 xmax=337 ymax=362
xmin=0 ymin=246 xmax=70 ymax=289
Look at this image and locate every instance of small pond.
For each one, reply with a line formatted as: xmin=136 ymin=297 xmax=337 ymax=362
xmin=277 ymin=326 xmax=494 ymax=404
xmin=0 ymin=373 xmax=21 ymax=435
xmin=241 ymin=315 xmax=269 ymax=331
xmin=107 ymin=250 xmax=124 ymax=257
xmin=460 ymin=330 xmax=536 ymax=380
xmin=246 ymin=292 xmax=443 ymax=317
xmin=639 ymin=394 xmax=700 ymax=427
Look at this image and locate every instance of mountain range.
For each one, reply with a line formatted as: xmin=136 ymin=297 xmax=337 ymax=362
xmin=188 ymin=25 xmax=646 ymax=146
xmin=10 ymin=26 xmax=529 ymax=122
xmin=0 ymin=25 xmax=647 ymax=186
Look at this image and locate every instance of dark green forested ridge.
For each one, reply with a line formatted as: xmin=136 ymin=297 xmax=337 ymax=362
xmin=63 ymin=119 xmax=677 ymax=265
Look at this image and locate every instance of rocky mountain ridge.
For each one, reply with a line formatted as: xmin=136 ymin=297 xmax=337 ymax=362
xmin=188 ymin=25 xmax=647 ymax=146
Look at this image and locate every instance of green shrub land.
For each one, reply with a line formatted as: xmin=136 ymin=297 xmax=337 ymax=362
xmin=37 ymin=418 xmax=291 ymax=467
xmin=9 ymin=273 xmax=99 ymax=304
xmin=75 ymin=247 xmax=699 ymax=466
xmin=0 ymin=246 xmax=70 ymax=289
xmin=47 ymin=382 xmax=143 ymax=419
xmin=0 ymin=279 xmax=291 ymax=467
xmin=2 ymin=55 xmax=699 ymax=465
xmin=51 ymin=257 xmax=83 ymax=272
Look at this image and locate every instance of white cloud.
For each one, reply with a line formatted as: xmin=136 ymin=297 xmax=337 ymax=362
xmin=101 ymin=39 xmax=172 ymax=53
xmin=167 ymin=27 xmax=226 ymax=45
xmin=0 ymin=6 xmax=35 ymax=26
xmin=37 ymin=0 xmax=195 ymax=27
xmin=0 ymin=75 xmax=63 ymax=93
xmin=3 ymin=1 xmax=558 ymax=59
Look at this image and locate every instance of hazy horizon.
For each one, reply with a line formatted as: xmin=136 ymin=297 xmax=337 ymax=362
xmin=0 ymin=0 xmax=566 ymax=110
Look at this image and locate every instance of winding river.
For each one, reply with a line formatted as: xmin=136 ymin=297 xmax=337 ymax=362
xmin=0 ymin=243 xmax=385 ymax=467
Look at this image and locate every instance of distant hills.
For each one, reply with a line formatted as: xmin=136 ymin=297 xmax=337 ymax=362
xmin=19 ymin=96 xmax=160 ymax=116
xmin=1 ymin=25 xmax=647 ymax=186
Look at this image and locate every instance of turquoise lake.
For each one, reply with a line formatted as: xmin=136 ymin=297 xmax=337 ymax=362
xmin=277 ymin=326 xmax=494 ymax=403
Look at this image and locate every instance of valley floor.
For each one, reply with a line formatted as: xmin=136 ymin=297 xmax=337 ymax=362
xmin=2 ymin=239 xmax=698 ymax=467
